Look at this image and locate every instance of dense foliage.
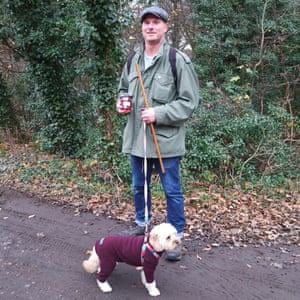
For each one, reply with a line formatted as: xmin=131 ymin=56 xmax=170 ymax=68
xmin=0 ymin=0 xmax=299 ymax=188
xmin=1 ymin=0 xmax=126 ymax=157
xmin=186 ymin=0 xmax=299 ymax=186
xmin=0 ymin=76 xmax=23 ymax=139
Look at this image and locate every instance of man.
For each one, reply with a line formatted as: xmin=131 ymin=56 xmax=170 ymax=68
xmin=117 ymin=6 xmax=199 ymax=261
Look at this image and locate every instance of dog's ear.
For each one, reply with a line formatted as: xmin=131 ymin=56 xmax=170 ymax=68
xmin=149 ymin=232 xmax=159 ymax=246
xmin=150 ymin=232 xmax=159 ymax=241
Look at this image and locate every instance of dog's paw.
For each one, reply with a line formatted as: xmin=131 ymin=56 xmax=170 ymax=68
xmin=145 ymin=281 xmax=160 ymax=297
xmin=141 ymin=276 xmax=160 ymax=297
xmin=96 ymin=279 xmax=112 ymax=293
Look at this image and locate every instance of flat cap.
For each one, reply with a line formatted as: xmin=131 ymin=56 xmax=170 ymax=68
xmin=140 ymin=6 xmax=168 ymax=23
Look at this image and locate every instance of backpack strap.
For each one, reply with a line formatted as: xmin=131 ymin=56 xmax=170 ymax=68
xmin=126 ymin=52 xmax=136 ymax=75
xmin=169 ymin=47 xmax=177 ymax=86
xmin=126 ymin=47 xmax=177 ymax=86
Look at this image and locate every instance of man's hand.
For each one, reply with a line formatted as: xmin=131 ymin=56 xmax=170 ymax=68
xmin=141 ymin=107 xmax=156 ymax=124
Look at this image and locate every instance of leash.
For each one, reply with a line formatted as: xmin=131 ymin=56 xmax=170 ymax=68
xmin=136 ymin=63 xmax=166 ymax=234
xmin=141 ymin=234 xmax=161 ymax=265
xmin=143 ymin=121 xmax=149 ymax=234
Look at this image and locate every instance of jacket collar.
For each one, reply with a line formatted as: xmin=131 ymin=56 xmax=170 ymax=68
xmin=134 ymin=41 xmax=169 ymax=59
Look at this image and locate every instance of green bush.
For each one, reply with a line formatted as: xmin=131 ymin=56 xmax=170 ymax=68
xmin=0 ymin=78 xmax=17 ymax=131
xmin=2 ymin=0 xmax=125 ymax=156
xmin=185 ymin=96 xmax=297 ymax=185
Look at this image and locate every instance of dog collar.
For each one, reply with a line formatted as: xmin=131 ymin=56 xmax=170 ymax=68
xmin=141 ymin=235 xmax=161 ymax=265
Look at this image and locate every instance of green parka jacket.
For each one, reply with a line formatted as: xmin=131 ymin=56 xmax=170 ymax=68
xmin=118 ymin=42 xmax=200 ymax=158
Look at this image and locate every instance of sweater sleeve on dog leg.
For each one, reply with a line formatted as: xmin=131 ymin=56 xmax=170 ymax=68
xmin=143 ymin=260 xmax=158 ymax=283
xmin=98 ymin=259 xmax=116 ymax=283
xmin=143 ymin=250 xmax=161 ymax=282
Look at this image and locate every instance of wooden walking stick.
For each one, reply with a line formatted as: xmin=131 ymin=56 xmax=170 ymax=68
xmin=135 ymin=63 xmax=165 ymax=174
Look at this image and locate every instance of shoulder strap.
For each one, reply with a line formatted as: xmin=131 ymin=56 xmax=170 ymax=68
xmin=169 ymin=47 xmax=177 ymax=85
xmin=126 ymin=52 xmax=135 ymax=75
xmin=126 ymin=48 xmax=177 ymax=85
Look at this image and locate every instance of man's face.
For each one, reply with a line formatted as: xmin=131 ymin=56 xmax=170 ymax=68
xmin=142 ymin=15 xmax=168 ymax=45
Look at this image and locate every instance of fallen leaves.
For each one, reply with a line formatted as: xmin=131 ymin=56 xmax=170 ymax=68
xmin=179 ymin=264 xmax=188 ymax=269
xmin=183 ymin=187 xmax=300 ymax=246
xmin=36 ymin=232 xmax=45 ymax=238
xmin=270 ymin=262 xmax=283 ymax=269
xmin=0 ymin=143 xmax=299 ymax=247
xmin=203 ymin=245 xmax=212 ymax=252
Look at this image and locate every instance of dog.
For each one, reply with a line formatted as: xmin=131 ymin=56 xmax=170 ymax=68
xmin=82 ymin=223 xmax=181 ymax=296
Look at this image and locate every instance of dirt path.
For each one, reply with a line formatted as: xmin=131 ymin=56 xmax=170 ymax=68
xmin=0 ymin=188 xmax=299 ymax=300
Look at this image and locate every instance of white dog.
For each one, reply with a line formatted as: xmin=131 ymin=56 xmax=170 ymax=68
xmin=82 ymin=223 xmax=181 ymax=297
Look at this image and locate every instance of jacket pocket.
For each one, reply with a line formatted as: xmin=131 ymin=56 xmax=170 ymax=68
xmin=155 ymin=125 xmax=179 ymax=139
xmin=152 ymin=73 xmax=175 ymax=105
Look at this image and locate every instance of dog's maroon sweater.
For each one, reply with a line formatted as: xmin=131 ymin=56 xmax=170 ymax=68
xmin=95 ymin=236 xmax=162 ymax=283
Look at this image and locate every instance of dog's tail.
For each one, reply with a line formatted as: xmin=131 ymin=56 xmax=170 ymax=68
xmin=82 ymin=247 xmax=99 ymax=273
xmin=82 ymin=260 xmax=98 ymax=273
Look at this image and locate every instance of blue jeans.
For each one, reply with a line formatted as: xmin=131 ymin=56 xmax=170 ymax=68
xmin=130 ymin=155 xmax=185 ymax=238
